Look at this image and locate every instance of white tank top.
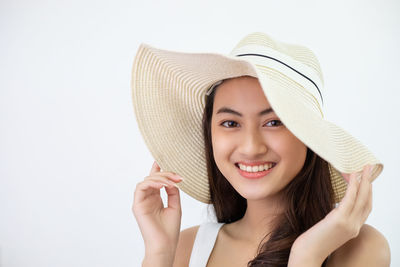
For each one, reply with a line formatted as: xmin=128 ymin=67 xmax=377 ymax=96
xmin=189 ymin=222 xmax=225 ymax=267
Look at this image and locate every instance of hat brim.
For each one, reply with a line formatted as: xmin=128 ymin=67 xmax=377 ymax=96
xmin=131 ymin=43 xmax=383 ymax=204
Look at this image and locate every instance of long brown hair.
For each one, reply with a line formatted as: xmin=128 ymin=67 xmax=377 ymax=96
xmin=202 ymin=78 xmax=335 ymax=266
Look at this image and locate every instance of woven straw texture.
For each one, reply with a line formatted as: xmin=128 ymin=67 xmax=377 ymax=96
xmin=131 ymin=32 xmax=383 ymax=204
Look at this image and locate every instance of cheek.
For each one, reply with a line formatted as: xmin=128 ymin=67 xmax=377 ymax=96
xmin=273 ymin=133 xmax=307 ymax=167
xmin=211 ymin=130 xmax=232 ymax=158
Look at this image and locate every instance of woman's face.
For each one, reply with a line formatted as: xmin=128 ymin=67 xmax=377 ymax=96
xmin=211 ymin=76 xmax=307 ymax=201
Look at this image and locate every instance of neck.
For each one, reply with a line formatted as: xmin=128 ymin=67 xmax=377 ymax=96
xmin=232 ymin=193 xmax=285 ymax=244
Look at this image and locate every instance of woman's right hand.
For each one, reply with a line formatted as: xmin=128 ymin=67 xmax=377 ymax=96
xmin=132 ymin=160 xmax=184 ymax=258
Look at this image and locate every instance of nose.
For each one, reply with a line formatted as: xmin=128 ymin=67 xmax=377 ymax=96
xmin=238 ymin=128 xmax=268 ymax=157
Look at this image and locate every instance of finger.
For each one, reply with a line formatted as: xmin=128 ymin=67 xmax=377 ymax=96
xmin=149 ymin=161 xmax=161 ymax=176
xmin=145 ymin=174 xmax=184 ymax=186
xmin=337 ymin=171 xmax=361 ymax=215
xmin=359 ymin=165 xmax=373 ymax=221
xmin=361 ymin=182 xmax=373 ymax=222
xmin=351 ymin=165 xmax=372 ymax=219
xmin=146 ymin=171 xmax=184 ymax=183
xmin=134 ymin=180 xmax=167 ymax=204
xmin=340 ymin=172 xmax=352 ymax=184
xmin=147 ymin=177 xmax=181 ymax=188
xmin=367 ymin=164 xmax=375 ymax=182
xmin=164 ymin=185 xmax=181 ymax=210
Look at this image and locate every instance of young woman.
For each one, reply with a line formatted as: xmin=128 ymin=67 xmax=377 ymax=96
xmin=131 ymin=33 xmax=390 ymax=267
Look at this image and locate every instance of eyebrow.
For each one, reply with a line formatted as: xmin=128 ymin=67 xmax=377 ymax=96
xmin=216 ymin=106 xmax=275 ymax=117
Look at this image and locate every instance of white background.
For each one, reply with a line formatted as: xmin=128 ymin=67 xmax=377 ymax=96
xmin=1 ymin=0 xmax=399 ymax=266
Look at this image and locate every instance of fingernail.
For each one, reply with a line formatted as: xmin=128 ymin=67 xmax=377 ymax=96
xmin=174 ymin=174 xmax=184 ymax=181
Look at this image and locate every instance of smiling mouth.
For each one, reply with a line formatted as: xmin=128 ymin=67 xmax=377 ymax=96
xmin=234 ymin=162 xmax=277 ymax=171
xmin=234 ymin=162 xmax=277 ymax=179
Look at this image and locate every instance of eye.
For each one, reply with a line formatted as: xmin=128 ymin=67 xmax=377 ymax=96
xmin=221 ymin=120 xmax=239 ymax=128
xmin=265 ymin=120 xmax=283 ymax=127
xmin=220 ymin=120 xmax=283 ymax=128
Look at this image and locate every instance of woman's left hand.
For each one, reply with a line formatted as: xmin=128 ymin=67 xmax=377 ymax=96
xmin=288 ymin=164 xmax=374 ymax=266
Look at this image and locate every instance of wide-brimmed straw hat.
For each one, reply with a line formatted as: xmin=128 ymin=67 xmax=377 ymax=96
xmin=130 ymin=32 xmax=383 ymax=204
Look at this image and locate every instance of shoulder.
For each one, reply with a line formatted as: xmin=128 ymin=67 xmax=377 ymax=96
xmin=173 ymin=225 xmax=200 ymax=267
xmin=326 ymin=224 xmax=391 ymax=267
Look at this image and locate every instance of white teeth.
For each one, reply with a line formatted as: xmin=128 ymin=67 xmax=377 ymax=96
xmin=238 ymin=163 xmax=274 ymax=172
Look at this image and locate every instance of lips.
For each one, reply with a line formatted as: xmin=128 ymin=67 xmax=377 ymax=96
xmin=235 ymin=162 xmax=277 ymax=179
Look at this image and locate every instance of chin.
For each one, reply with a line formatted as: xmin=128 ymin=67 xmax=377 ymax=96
xmin=235 ymin=186 xmax=277 ymax=200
